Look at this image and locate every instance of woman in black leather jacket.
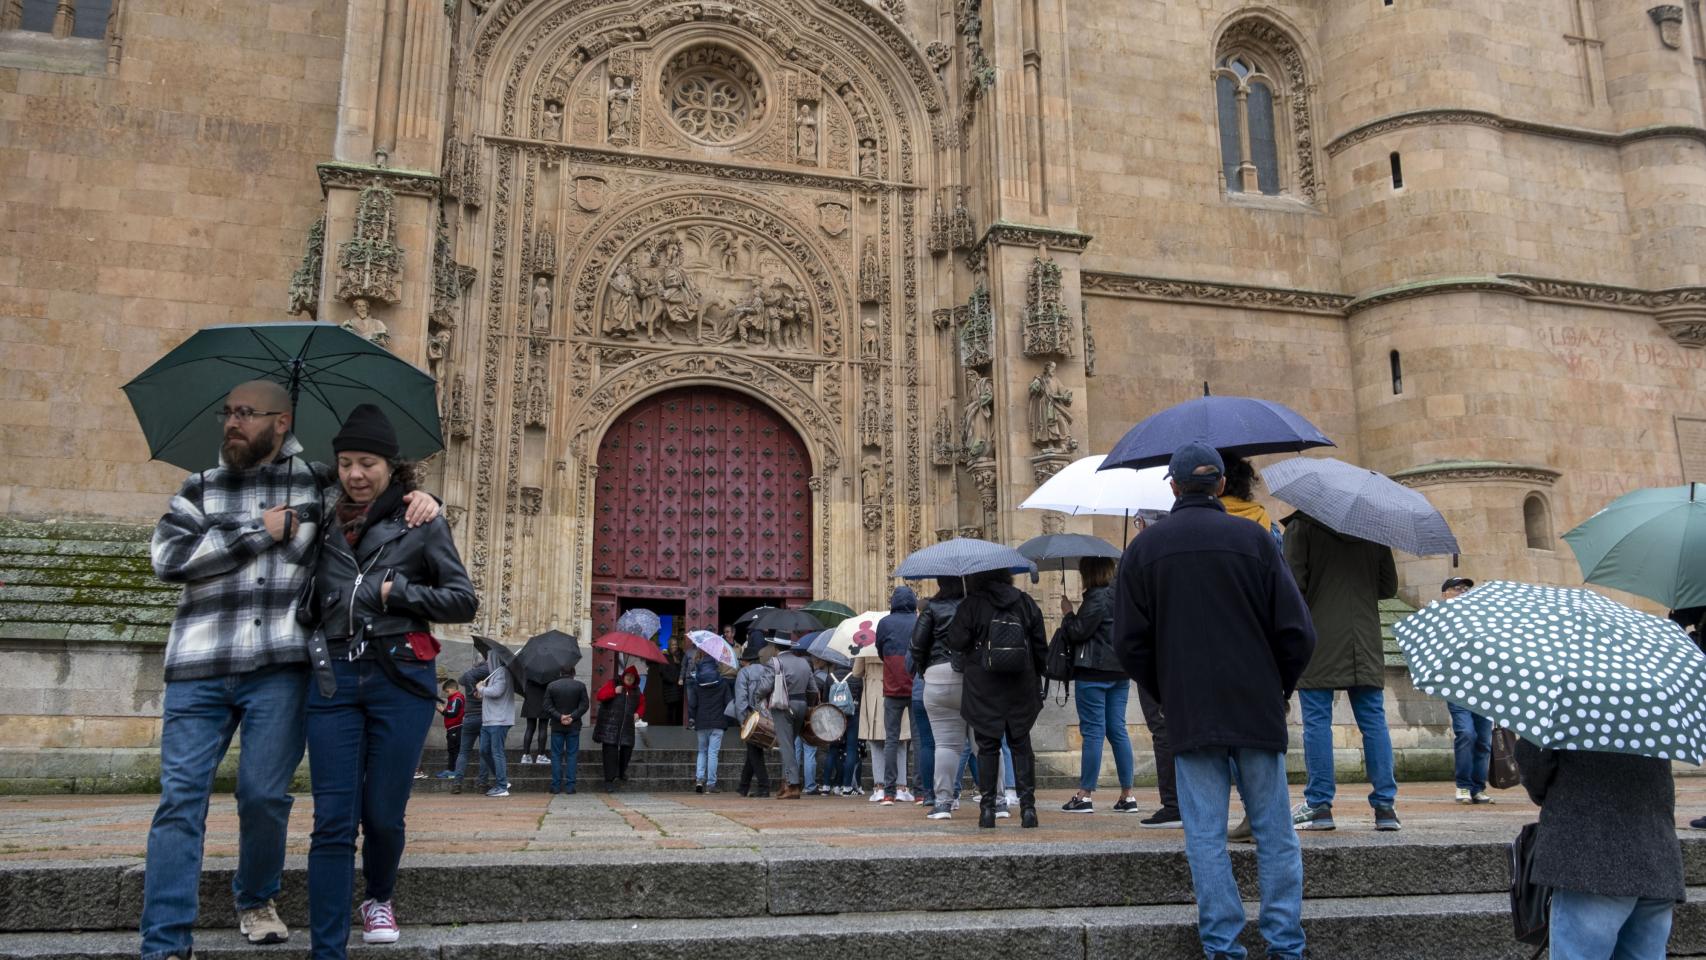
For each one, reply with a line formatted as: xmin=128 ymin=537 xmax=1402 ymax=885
xmin=910 ymin=578 xmax=964 ymax=820
xmin=1057 ymin=557 xmax=1139 ymax=816
xmin=301 ymin=405 xmax=477 ymax=960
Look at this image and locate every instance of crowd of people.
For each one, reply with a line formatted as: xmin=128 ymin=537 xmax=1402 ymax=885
xmin=136 ymin=382 xmax=1681 ymax=960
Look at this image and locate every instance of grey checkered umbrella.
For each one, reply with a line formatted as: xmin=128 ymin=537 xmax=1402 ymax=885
xmin=1262 ymin=456 xmax=1460 ymax=556
xmin=1395 ymin=580 xmax=1706 ymax=764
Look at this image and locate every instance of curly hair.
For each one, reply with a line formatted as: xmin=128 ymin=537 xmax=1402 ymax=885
xmin=387 ymin=458 xmax=420 ymax=494
xmin=1223 ymin=456 xmax=1258 ymax=501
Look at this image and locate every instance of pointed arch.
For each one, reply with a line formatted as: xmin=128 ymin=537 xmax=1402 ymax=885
xmin=1212 ymin=12 xmax=1320 ymax=203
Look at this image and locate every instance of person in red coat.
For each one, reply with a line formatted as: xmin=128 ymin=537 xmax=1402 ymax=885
xmin=593 ymin=666 xmax=646 ymax=791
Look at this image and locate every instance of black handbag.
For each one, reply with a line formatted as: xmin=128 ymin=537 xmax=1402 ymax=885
xmin=1509 ymin=822 xmax=1551 ymax=954
xmin=1489 ymin=726 xmax=1523 ymax=790
xmin=1042 ymin=626 xmax=1074 ymax=704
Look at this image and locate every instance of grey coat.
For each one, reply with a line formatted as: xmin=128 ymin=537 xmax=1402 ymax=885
xmin=1515 ymin=740 xmax=1684 ymax=901
xmin=734 ymin=662 xmax=770 ymax=719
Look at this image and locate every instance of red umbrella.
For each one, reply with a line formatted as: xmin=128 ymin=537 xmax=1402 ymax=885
xmin=593 ymin=630 xmax=667 ymax=664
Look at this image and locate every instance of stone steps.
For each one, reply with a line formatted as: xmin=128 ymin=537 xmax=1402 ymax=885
xmin=4 ymin=892 xmax=1706 ymax=959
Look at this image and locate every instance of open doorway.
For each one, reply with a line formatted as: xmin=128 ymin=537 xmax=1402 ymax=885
xmin=618 ymin=597 xmax=685 ymax=726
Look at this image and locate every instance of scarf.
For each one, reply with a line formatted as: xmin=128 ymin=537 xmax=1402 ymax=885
xmin=335 ymin=480 xmax=409 ymax=547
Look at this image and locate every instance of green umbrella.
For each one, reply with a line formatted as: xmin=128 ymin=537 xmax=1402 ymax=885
xmin=1562 ymin=484 xmax=1706 ymax=609
xmin=801 ymin=600 xmax=856 ymax=628
xmin=123 ymin=322 xmax=443 ymax=471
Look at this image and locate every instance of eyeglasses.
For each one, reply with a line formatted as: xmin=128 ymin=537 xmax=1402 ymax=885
xmin=213 ymin=407 xmax=285 ymax=424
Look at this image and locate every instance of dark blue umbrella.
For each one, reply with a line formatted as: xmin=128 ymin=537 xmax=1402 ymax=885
xmin=1017 ymin=533 xmax=1122 ymax=575
xmin=1102 ymin=391 xmax=1333 ymax=471
xmin=1262 ymin=456 xmax=1460 ymax=556
xmin=893 ymin=538 xmax=1037 ymax=579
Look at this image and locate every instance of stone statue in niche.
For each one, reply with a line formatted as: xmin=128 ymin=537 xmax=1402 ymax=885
xmin=1028 ymin=360 xmax=1075 ymax=450
xmin=427 ymin=329 xmax=449 ymax=379
xmin=961 ymin=368 xmax=994 ymax=462
xmin=607 ymin=75 xmax=637 ymax=145
xmin=605 ymin=257 xmax=641 ymax=337
xmin=542 ymin=100 xmax=564 ymax=141
xmin=530 ymin=276 xmax=553 ymax=333
xmin=861 ymin=455 xmax=882 ymax=504
xmin=343 ymin=297 xmax=390 ymax=347
xmin=794 ymin=102 xmax=818 ymax=163
xmin=860 ymin=314 xmax=880 ymax=358
xmin=858 ymin=138 xmax=878 ymax=178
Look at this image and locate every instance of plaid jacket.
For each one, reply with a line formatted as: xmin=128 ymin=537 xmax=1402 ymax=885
xmin=151 ymin=435 xmax=333 ymax=682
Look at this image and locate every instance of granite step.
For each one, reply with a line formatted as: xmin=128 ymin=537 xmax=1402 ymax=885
xmin=8 ymin=836 xmax=1706 ymax=933
xmin=3 ymin=891 xmax=1706 ymax=960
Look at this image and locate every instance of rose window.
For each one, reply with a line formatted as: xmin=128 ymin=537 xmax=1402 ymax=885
xmin=661 ymin=45 xmax=765 ymax=144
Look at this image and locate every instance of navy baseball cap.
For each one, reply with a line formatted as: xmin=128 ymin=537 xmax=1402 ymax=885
xmin=1168 ymin=441 xmax=1225 ymax=484
xmin=1441 ymin=577 xmax=1474 ymax=592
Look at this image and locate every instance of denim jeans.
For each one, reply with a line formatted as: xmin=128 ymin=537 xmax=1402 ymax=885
xmin=959 ymin=737 xmax=1013 ymax=793
xmin=1447 ymin=702 xmax=1493 ymax=794
xmin=882 ymin=696 xmax=911 ymax=791
xmin=912 ymin=685 xmax=935 ymax=798
xmin=836 ymin=719 xmax=859 ymax=788
xmin=1174 ymin=748 xmax=1306 ymax=960
xmin=795 ymin=734 xmax=818 ymax=791
xmin=1549 ymin=889 xmax=1673 ymax=960
xmin=1299 ymin=686 xmax=1397 ymax=809
xmin=305 ymin=658 xmax=437 ymax=960
xmin=550 ymin=728 xmax=580 ymax=791
xmin=140 ymin=665 xmax=308 ymax=960
xmin=453 ymin=716 xmax=482 ymax=782
xmin=696 ymin=728 xmax=724 ymax=786
xmin=1075 ymin=679 xmax=1135 ymax=792
xmin=479 ymin=723 xmax=511 ymax=790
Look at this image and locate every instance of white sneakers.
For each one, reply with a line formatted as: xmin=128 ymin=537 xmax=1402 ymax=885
xmin=868 ymin=787 xmax=885 ymax=802
xmin=896 ymin=788 xmax=915 ymax=803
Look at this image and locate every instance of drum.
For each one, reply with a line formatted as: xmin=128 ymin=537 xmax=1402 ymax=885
xmin=740 ymin=710 xmax=778 ymax=750
xmin=802 ymin=702 xmax=848 ymax=747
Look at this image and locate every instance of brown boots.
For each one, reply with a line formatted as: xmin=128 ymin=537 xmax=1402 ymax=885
xmin=775 ymin=782 xmax=802 ymax=799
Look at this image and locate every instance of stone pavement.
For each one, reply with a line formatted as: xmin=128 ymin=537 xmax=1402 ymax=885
xmin=7 ymin=780 xmax=1706 ymax=860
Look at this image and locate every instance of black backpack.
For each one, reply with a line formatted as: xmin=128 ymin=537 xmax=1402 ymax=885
xmin=981 ymin=605 xmax=1031 ymax=674
xmin=1509 ymin=822 xmax=1550 ymax=955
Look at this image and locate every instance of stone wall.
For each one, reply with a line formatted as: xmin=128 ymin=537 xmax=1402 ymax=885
xmin=0 ymin=0 xmax=345 ymax=520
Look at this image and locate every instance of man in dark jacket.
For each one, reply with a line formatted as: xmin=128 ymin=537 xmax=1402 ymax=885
xmin=543 ymin=666 xmax=588 ymax=794
xmin=1114 ymin=442 xmax=1315 ymax=960
xmin=685 ymin=658 xmax=733 ymax=793
xmin=1285 ymin=510 xmax=1400 ymax=832
xmin=876 ymin=586 xmax=919 ymax=801
xmin=1515 ymin=741 xmax=1683 ymax=957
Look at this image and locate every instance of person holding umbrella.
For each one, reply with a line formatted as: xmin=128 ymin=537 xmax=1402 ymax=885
xmin=685 ymin=642 xmax=734 ymax=793
xmin=298 ymin=404 xmax=478 ymax=957
xmin=544 ymin=665 xmax=588 ymax=795
xmin=140 ymin=381 xmax=441 ymax=960
xmin=593 ymin=665 xmax=646 ymax=790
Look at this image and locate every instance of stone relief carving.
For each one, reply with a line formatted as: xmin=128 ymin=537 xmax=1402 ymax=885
xmin=816 ymin=202 xmax=849 ymax=237
xmin=518 ymin=486 xmax=543 ymax=515
xmin=958 ymin=284 xmax=993 ymax=369
xmin=1027 ymin=360 xmax=1076 ymax=452
xmin=573 ymin=175 xmax=606 ymax=212
xmin=857 ymin=237 xmax=887 ymax=303
xmin=1391 ymin=462 xmax=1561 ymax=488
xmin=931 ymin=405 xmax=958 ymax=466
xmin=927 ymin=191 xmax=949 ymax=254
xmin=542 ymin=98 xmax=565 ymax=140
xmin=287 ymin=215 xmax=325 ymax=319
xmin=343 ymin=297 xmax=391 ymax=347
xmin=960 ymin=368 xmax=993 ymax=462
xmin=531 ymin=230 xmax=557 ymax=277
xmin=968 ymin=458 xmax=998 ymax=535
xmin=924 ymin=40 xmax=951 ymax=74
xmin=662 ymin=45 xmax=764 ymax=144
xmin=1650 ymin=5 xmax=1684 ymax=48
xmin=1022 ymin=245 xmax=1075 ymax=358
xmin=858 ymin=137 xmax=878 ymax=178
xmin=607 ymin=74 xmax=637 ymax=145
xmin=859 ymin=372 xmax=886 ymax=449
xmin=597 ymin=229 xmax=815 ymax=351
xmin=949 ymin=187 xmax=976 ymax=250
xmin=1081 ymin=298 xmax=1096 ymax=377
xmin=447 ymin=373 xmax=472 ymax=440
xmin=794 ymin=101 xmax=819 ymax=164
xmin=335 ymin=179 xmax=404 ymax=306
xmin=525 ymin=340 xmax=549 ymax=427
xmin=1081 ymin=271 xmax=1353 ymax=315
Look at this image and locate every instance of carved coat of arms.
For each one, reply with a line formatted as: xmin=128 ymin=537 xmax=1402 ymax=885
xmin=816 ymin=201 xmax=849 ymax=238
xmin=574 ymin=176 xmax=607 ymax=212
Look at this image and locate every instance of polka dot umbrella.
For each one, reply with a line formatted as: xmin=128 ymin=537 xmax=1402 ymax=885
xmin=1394 ymin=580 xmax=1706 ymax=765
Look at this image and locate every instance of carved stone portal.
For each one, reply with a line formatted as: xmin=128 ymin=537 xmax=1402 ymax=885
xmin=335 ymin=180 xmax=403 ymax=306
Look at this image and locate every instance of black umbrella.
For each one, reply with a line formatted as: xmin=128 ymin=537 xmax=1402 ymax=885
xmin=735 ymin=606 xmax=777 ymax=627
xmin=515 ymin=629 xmax=582 ymax=685
xmin=472 ymin=634 xmax=522 ymax=686
xmin=752 ymin=607 xmax=823 ymax=636
xmin=1017 ymin=533 xmax=1123 ymax=577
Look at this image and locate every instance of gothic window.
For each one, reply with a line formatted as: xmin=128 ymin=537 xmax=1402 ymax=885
xmin=1212 ymin=18 xmax=1318 ymax=203
xmin=4 ymin=0 xmax=112 ymax=38
xmin=660 ymin=45 xmax=766 ymax=145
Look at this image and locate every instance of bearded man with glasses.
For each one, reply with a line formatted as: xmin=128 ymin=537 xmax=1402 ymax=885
xmin=140 ymin=379 xmax=438 ymax=960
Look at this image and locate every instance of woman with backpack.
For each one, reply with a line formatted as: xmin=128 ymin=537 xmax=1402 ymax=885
xmin=910 ymin=578 xmax=965 ymax=820
xmin=684 ymin=658 xmax=732 ymax=792
xmin=1057 ymin=557 xmax=1140 ymax=816
xmin=944 ymin=570 xmax=1047 ymax=828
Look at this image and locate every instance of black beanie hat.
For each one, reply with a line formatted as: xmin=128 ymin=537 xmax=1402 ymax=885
xmin=332 ymin=404 xmax=399 ymax=458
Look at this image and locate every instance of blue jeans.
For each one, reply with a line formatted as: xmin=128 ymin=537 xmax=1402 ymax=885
xmin=834 ymin=718 xmax=860 ymax=788
xmin=305 ymin=658 xmax=436 ymax=960
xmin=140 ymin=665 xmax=308 ymax=960
xmin=1299 ymin=686 xmax=1397 ymax=809
xmin=1447 ymin=702 xmax=1493 ymax=794
xmin=795 ymin=733 xmax=818 ymax=791
xmin=1075 ymin=679 xmax=1134 ymax=791
xmin=1549 ymin=889 xmax=1673 ymax=960
xmin=958 ymin=737 xmax=1014 ymax=794
xmin=696 ymin=728 xmax=724 ymax=786
xmin=550 ymin=728 xmax=580 ymax=791
xmin=1174 ymin=748 xmax=1305 ymax=959
xmin=912 ymin=686 xmax=935 ymax=797
xmin=453 ymin=716 xmax=482 ymax=781
xmin=480 ymin=724 xmax=511 ymax=790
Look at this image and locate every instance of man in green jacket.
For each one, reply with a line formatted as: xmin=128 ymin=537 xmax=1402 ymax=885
xmin=1285 ymin=511 xmax=1400 ymax=832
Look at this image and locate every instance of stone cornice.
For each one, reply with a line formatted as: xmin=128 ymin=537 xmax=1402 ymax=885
xmin=1078 ymin=271 xmax=1352 ymax=316
xmin=1344 ymin=276 xmax=1536 ymax=314
xmin=316 ymin=162 xmax=441 ymax=198
xmin=1391 ymin=460 xmax=1561 ymax=488
xmin=483 ymin=135 xmax=916 ymax=194
xmin=976 ymin=221 xmax=1094 ymax=254
xmin=1325 ymin=108 xmax=1706 ymax=156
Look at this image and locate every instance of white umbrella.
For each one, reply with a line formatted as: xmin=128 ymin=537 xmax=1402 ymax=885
xmin=1020 ymin=454 xmax=1174 ymax=543
xmin=686 ymin=629 xmax=737 ymax=671
xmin=823 ymin=610 xmax=888 ymax=661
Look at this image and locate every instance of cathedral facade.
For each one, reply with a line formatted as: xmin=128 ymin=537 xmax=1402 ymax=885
xmin=4 ymin=0 xmax=1706 ymax=777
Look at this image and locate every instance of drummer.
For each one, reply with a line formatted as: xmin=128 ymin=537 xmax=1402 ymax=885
xmin=768 ymin=634 xmax=815 ymax=800
xmin=733 ymin=639 xmax=774 ymax=798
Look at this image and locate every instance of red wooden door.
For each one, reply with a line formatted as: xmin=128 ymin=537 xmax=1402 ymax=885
xmin=589 ymin=388 xmax=813 ymax=706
